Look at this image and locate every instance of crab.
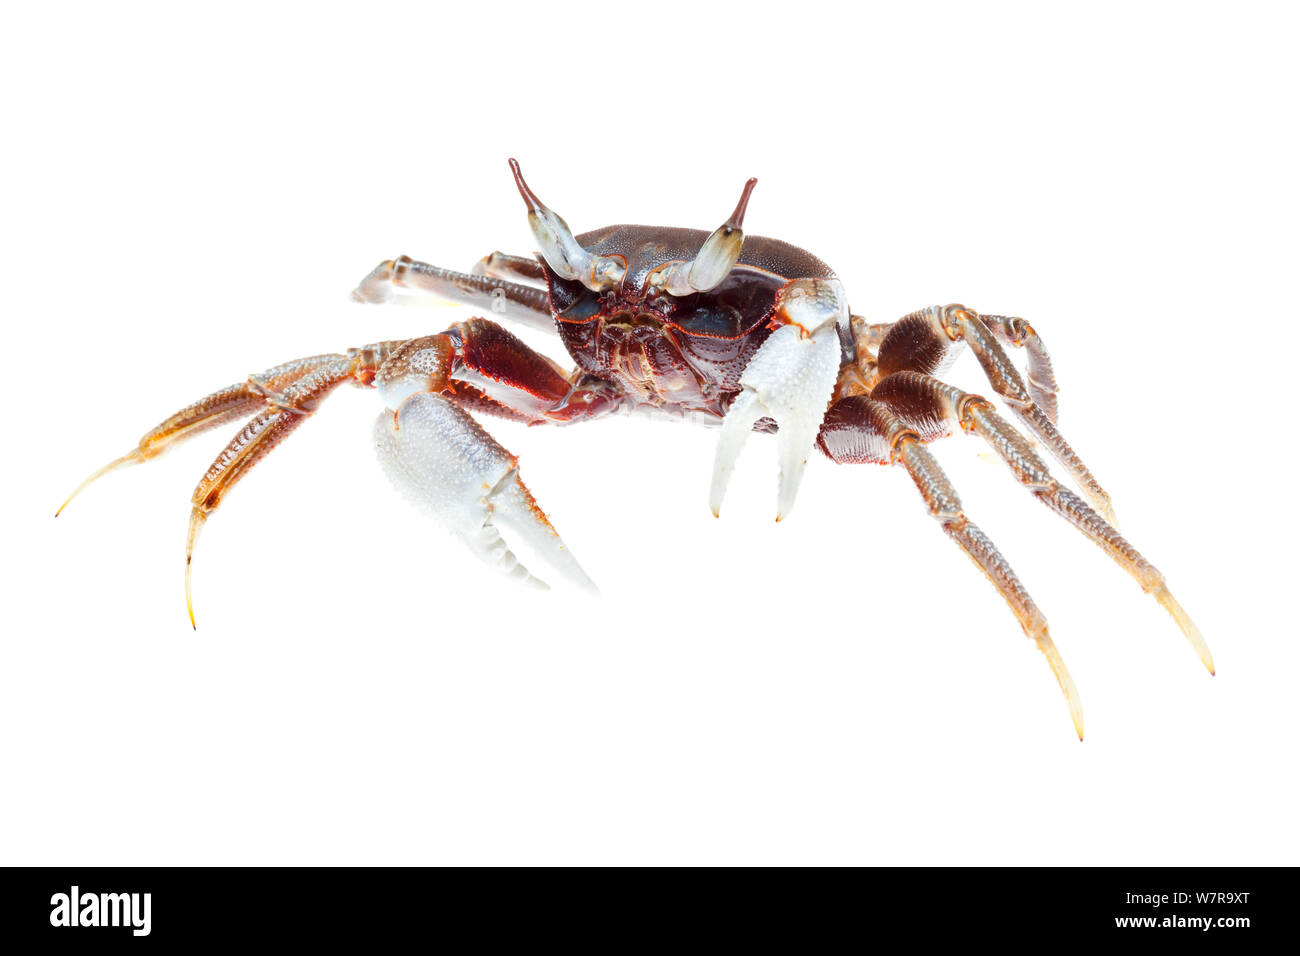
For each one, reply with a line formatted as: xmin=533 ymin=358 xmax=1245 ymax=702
xmin=57 ymin=159 xmax=1213 ymax=739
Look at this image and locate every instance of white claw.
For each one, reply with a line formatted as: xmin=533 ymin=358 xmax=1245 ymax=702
xmin=488 ymin=472 xmax=597 ymax=594
xmin=710 ymin=390 xmax=764 ymax=517
xmin=374 ymin=392 xmax=596 ymax=592
xmin=710 ymin=279 xmax=846 ymax=521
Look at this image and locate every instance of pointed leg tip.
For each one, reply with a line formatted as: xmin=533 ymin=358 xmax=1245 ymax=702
xmin=185 ymin=509 xmax=206 ymax=631
xmin=1034 ymin=629 xmax=1085 ymax=744
xmin=57 ymin=452 xmax=142 ymax=518
xmin=1151 ymin=583 xmax=1214 ymax=675
xmin=185 ymin=569 xmax=196 ymax=629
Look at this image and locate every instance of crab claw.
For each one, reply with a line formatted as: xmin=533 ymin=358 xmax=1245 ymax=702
xmin=375 ymin=391 xmax=596 ymax=592
xmin=710 ymin=278 xmax=847 ymax=521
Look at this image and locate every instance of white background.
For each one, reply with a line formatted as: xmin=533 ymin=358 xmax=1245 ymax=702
xmin=3 ymin=2 xmax=1296 ymax=865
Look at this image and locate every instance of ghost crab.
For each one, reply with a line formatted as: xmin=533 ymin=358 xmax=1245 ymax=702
xmin=58 ymin=159 xmax=1213 ymax=739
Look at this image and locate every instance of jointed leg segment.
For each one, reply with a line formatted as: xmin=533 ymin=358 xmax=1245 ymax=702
xmin=352 ymin=255 xmax=555 ymax=333
xmin=818 ymin=396 xmax=1085 ymax=738
xmin=472 ymin=250 xmax=546 ymax=285
xmin=877 ymin=304 xmax=1117 ymax=526
xmin=55 ymin=351 xmax=384 ymax=519
xmin=184 ymin=353 xmax=366 ymax=626
xmin=822 ymin=301 xmax=1214 ymax=736
xmin=870 ymin=370 xmax=1213 ymax=675
xmin=979 ymin=314 xmax=1061 ymax=423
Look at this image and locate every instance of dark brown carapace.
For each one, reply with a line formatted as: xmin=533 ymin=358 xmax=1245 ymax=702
xmin=550 ymin=224 xmax=833 ymax=416
xmin=507 ymin=157 xmax=837 ymax=422
xmin=57 ymin=158 xmax=1214 ymax=740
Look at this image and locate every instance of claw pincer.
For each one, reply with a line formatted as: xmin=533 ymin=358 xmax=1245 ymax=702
xmin=710 ymin=279 xmax=847 ymax=521
xmin=375 ymin=391 xmax=595 ymax=593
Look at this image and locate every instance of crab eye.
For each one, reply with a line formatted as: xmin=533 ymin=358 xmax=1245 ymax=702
xmin=661 ymin=177 xmax=758 ymax=296
xmin=681 ymin=302 xmax=747 ymax=338
xmin=555 ymin=288 xmax=603 ymax=322
xmin=509 ymin=159 xmax=625 ymax=293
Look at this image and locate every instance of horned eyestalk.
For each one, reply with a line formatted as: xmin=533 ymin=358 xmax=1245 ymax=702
xmin=662 ymin=177 xmax=758 ymax=296
xmin=508 ymin=158 xmax=625 ymax=293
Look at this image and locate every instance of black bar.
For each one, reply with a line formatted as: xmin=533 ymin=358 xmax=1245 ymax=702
xmin=0 ymin=866 xmax=1290 ymax=945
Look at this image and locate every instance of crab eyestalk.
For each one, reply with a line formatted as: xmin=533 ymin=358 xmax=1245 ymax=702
xmin=508 ymin=158 xmax=625 ymax=293
xmin=663 ymin=177 xmax=758 ymax=296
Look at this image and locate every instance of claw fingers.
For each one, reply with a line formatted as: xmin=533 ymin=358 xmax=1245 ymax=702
xmin=775 ymin=397 xmax=827 ymax=523
xmin=710 ymin=281 xmax=845 ymax=521
xmin=375 ymin=392 xmax=596 ymax=592
xmin=709 ymin=391 xmax=762 ymax=518
xmin=489 ymin=471 xmax=597 ymax=594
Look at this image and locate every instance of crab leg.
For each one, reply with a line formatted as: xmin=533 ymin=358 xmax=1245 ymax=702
xmin=877 ymin=305 xmax=1116 ymax=525
xmin=376 ymin=318 xmax=624 ymax=425
xmin=832 ymin=315 xmax=895 ymax=401
xmin=55 ymin=351 xmax=384 ymax=516
xmin=351 ymin=255 xmax=555 ymax=333
xmin=952 ymin=310 xmax=1114 ymax=521
xmin=59 ymin=348 xmax=393 ymax=624
xmin=472 ymin=250 xmax=546 ymax=286
xmin=818 ymin=395 xmax=1084 ymax=739
xmin=870 ymin=370 xmax=1213 ymax=674
xmin=186 ymin=355 xmax=364 ymax=626
xmin=979 ymin=314 xmax=1061 ymax=423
